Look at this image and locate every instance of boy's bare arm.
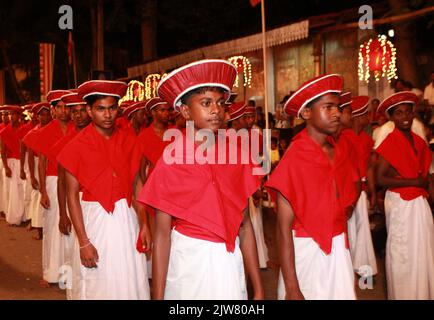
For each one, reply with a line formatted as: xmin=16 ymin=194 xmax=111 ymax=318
xmin=152 ymin=209 xmax=172 ymax=300
xmin=276 ymin=192 xmax=304 ymax=300
xmin=377 ymin=155 xmax=428 ymax=189
xmin=239 ymin=206 xmax=264 ymax=300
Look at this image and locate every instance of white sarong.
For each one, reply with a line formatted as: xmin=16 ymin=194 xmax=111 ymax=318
xmin=1 ymin=160 xmax=11 ymax=216
xmin=384 ymin=191 xmax=434 ymax=300
xmin=23 ymin=157 xmax=33 ymax=221
xmin=70 ymin=199 xmax=150 ymax=300
xmin=347 ymin=191 xmax=378 ymax=276
xmin=29 ymin=157 xmax=43 ymax=228
xmin=278 ymin=232 xmax=356 ymax=300
xmin=5 ymin=159 xmax=25 ymax=225
xmin=0 ymin=160 xmax=6 ymax=213
xmin=165 ymin=229 xmax=247 ymax=300
xmin=42 ymin=176 xmax=65 ymax=283
xmin=249 ymin=197 xmax=269 ymax=268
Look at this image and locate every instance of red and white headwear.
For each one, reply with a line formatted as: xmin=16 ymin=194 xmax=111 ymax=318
xmin=46 ymin=90 xmax=73 ymax=104
xmin=61 ymin=92 xmax=87 ymax=107
xmin=1 ymin=105 xmax=23 ymax=113
xmin=228 ymin=101 xmax=247 ymax=121
xmin=123 ymin=101 xmax=148 ymax=119
xmin=145 ymin=97 xmax=168 ymax=112
xmin=351 ymin=96 xmax=370 ymax=117
xmin=225 ymin=92 xmax=238 ymax=105
xmin=284 ymin=74 xmax=343 ymax=118
xmin=31 ymin=102 xmax=51 ymax=114
xmin=119 ymin=100 xmax=133 ymax=110
xmin=77 ymin=80 xmax=128 ymax=101
xmin=377 ymin=91 xmax=418 ymax=117
xmin=339 ymin=92 xmax=352 ymax=109
xmin=22 ymin=104 xmax=35 ymax=113
xmin=244 ymin=105 xmax=256 ymax=115
xmin=157 ymin=59 xmax=237 ymax=111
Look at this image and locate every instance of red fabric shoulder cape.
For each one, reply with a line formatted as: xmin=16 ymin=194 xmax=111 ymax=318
xmin=138 ymin=123 xmax=171 ymax=166
xmin=376 ymin=127 xmax=431 ymax=200
xmin=137 ymin=132 xmax=261 ymax=252
xmin=266 ymin=129 xmax=358 ymax=254
xmin=57 ymin=124 xmax=142 ymax=213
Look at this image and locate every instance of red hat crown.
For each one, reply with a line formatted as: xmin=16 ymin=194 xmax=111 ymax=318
xmin=46 ymin=90 xmax=73 ymax=104
xmin=351 ymin=96 xmax=370 ymax=117
xmin=31 ymin=102 xmax=51 ymax=114
xmin=1 ymin=105 xmax=23 ymax=113
xmin=284 ymin=74 xmax=343 ymax=118
xmin=157 ymin=59 xmax=237 ymax=111
xmin=61 ymin=92 xmax=87 ymax=106
xmin=145 ymin=97 xmax=167 ymax=112
xmin=124 ymin=101 xmax=148 ymax=119
xmin=77 ymin=80 xmax=128 ymax=100
xmin=377 ymin=91 xmax=418 ymax=117
xmin=228 ymin=101 xmax=247 ymax=121
xmin=340 ymin=92 xmax=352 ymax=109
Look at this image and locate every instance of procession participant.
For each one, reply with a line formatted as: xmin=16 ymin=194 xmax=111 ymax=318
xmin=123 ymin=100 xmax=148 ymax=135
xmin=266 ymin=74 xmax=359 ymax=300
xmin=138 ymin=59 xmax=264 ymax=300
xmin=376 ymin=91 xmax=434 ymax=300
xmin=0 ymin=107 xmax=11 ymax=217
xmin=0 ymin=105 xmax=25 ymax=226
xmin=57 ymin=80 xmax=150 ymax=300
xmin=31 ymin=89 xmax=74 ymax=286
xmin=22 ymin=102 xmax=52 ymax=240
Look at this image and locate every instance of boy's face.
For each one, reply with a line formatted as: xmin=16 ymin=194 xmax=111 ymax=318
xmin=151 ymin=104 xmax=170 ymax=125
xmin=2 ymin=112 xmax=10 ymax=124
xmin=390 ymin=103 xmax=413 ymax=132
xmin=301 ymin=94 xmax=341 ymax=135
xmin=10 ymin=111 xmax=21 ymax=125
xmin=53 ymin=101 xmax=71 ymax=122
xmin=87 ymin=96 xmax=118 ymax=131
xmin=180 ymin=89 xmax=227 ymax=132
xmin=339 ymin=105 xmax=352 ymax=128
xmin=133 ymin=108 xmax=147 ymax=127
xmin=70 ymin=104 xmax=91 ymax=129
xmin=38 ymin=109 xmax=52 ymax=126
xmin=243 ymin=114 xmax=255 ymax=129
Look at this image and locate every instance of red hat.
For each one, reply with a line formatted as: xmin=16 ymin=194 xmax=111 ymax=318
xmin=284 ymin=74 xmax=343 ymax=118
xmin=157 ymin=59 xmax=237 ymax=111
xmin=119 ymin=100 xmax=133 ymax=110
xmin=78 ymin=80 xmax=128 ymax=100
xmin=339 ymin=92 xmax=352 ymax=109
xmin=1 ymin=105 xmax=23 ymax=113
xmin=61 ymin=92 xmax=87 ymax=107
xmin=377 ymin=91 xmax=418 ymax=117
xmin=351 ymin=96 xmax=370 ymax=117
xmin=244 ymin=106 xmax=256 ymax=115
xmin=123 ymin=101 xmax=148 ymax=119
xmin=31 ymin=102 xmax=51 ymax=114
xmin=23 ymin=104 xmax=35 ymax=111
xmin=145 ymin=97 xmax=167 ymax=112
xmin=46 ymin=90 xmax=73 ymax=104
xmin=228 ymin=101 xmax=247 ymax=121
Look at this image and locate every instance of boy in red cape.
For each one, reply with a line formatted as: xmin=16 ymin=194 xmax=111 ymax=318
xmin=0 ymin=105 xmax=25 ymax=226
xmin=338 ymin=95 xmax=378 ymax=278
xmin=266 ymin=74 xmax=359 ymax=300
xmin=57 ymin=80 xmax=150 ymax=300
xmin=30 ymin=90 xmax=75 ymax=287
xmin=138 ymin=59 xmax=264 ymax=300
xmin=22 ymin=102 xmax=52 ymax=240
xmin=375 ymin=91 xmax=434 ymax=300
xmin=123 ymin=101 xmax=148 ymax=135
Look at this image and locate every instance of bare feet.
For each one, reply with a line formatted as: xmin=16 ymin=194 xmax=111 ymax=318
xmin=39 ymin=279 xmax=50 ymax=288
xmin=26 ymin=223 xmax=33 ymax=231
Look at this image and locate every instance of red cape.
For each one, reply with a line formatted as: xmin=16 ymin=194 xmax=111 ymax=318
xmin=57 ymin=124 xmax=142 ymax=213
xmin=266 ymin=129 xmax=359 ymax=254
xmin=0 ymin=124 xmax=22 ymax=159
xmin=138 ymin=123 xmax=171 ymax=166
xmin=376 ymin=127 xmax=431 ymax=200
xmin=137 ymin=132 xmax=261 ymax=252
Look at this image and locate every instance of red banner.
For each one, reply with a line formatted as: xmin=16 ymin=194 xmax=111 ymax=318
xmin=39 ymin=43 xmax=55 ymax=101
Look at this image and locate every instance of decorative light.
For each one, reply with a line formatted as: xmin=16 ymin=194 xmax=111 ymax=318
xmin=228 ymin=56 xmax=252 ymax=88
xmin=358 ymin=34 xmax=398 ymax=83
xmin=119 ymin=80 xmax=145 ymax=104
xmin=145 ymin=73 xmax=166 ymax=99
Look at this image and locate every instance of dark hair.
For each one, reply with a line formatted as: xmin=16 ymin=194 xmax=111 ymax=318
xmin=180 ymin=86 xmax=226 ymax=106
xmin=371 ymin=98 xmax=380 ymax=104
xmin=51 ymin=100 xmax=59 ymax=107
xmin=387 ymin=103 xmax=413 ymax=116
xmin=271 ymin=137 xmax=278 ymax=144
xmin=84 ymin=94 xmax=120 ymax=107
xmin=305 ymin=92 xmax=339 ymax=110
